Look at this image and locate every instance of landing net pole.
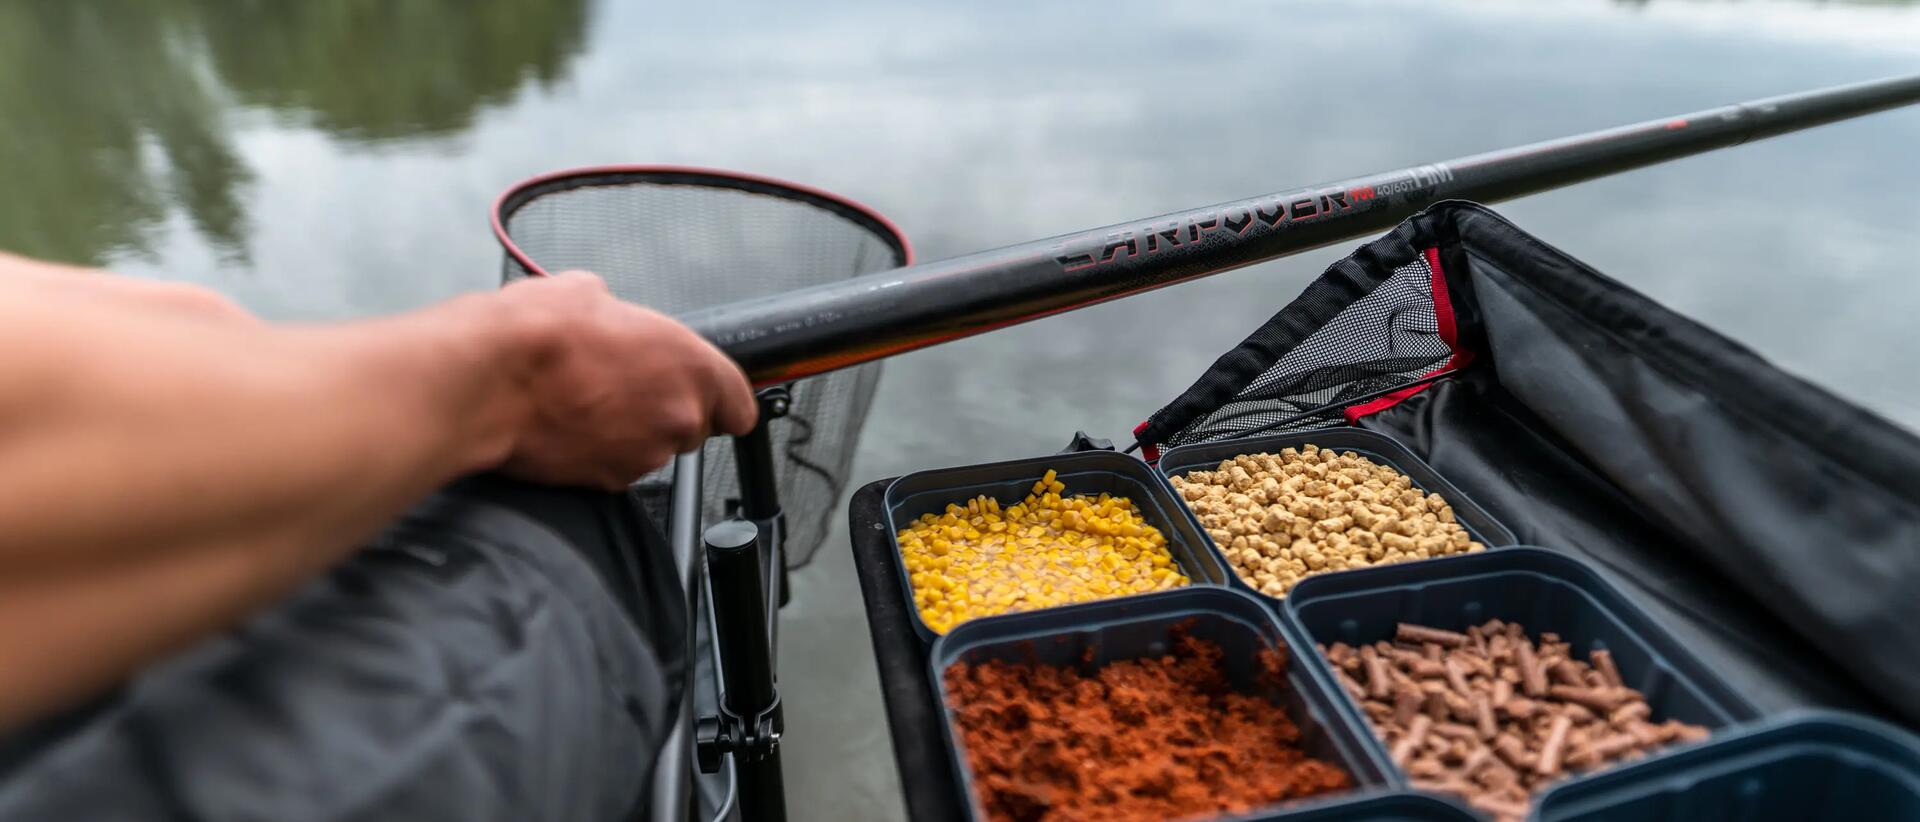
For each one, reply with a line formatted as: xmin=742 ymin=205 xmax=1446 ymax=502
xmin=685 ymin=74 xmax=1920 ymax=386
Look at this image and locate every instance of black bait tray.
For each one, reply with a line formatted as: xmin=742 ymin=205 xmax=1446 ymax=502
xmin=929 ymin=587 xmax=1387 ymax=822
xmin=1155 ymin=427 xmax=1515 ymax=606
xmin=1281 ymin=547 xmax=1762 ymax=795
xmin=884 ymin=449 xmax=1229 ymax=644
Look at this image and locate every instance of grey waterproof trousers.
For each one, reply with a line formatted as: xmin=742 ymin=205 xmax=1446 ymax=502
xmin=0 ymin=480 xmax=681 ymax=822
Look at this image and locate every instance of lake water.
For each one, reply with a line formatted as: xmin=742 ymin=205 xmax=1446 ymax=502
xmin=8 ymin=1 xmax=1918 ymax=439
xmin=6 ymin=1 xmax=1919 ymax=818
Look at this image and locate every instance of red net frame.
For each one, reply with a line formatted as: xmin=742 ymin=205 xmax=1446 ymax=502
xmin=492 ymin=165 xmax=912 ymax=566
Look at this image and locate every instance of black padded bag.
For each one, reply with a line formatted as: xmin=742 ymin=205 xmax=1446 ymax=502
xmin=1140 ymin=201 xmax=1920 ymax=727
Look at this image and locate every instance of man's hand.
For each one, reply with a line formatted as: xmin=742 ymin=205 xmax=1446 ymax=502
xmin=492 ymin=271 xmax=757 ymax=488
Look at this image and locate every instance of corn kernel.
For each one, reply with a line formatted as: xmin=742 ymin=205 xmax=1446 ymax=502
xmin=896 ymin=467 xmax=1188 ymax=634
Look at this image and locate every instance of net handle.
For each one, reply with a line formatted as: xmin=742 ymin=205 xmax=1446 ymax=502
xmin=490 ymin=164 xmax=914 ymax=278
xmin=681 ymin=74 xmax=1920 ymax=386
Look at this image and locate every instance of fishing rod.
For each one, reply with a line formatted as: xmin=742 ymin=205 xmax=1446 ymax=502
xmin=681 ymin=74 xmax=1920 ymax=386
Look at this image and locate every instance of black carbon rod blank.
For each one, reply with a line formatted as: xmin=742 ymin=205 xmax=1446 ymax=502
xmin=683 ymin=74 xmax=1920 ymax=386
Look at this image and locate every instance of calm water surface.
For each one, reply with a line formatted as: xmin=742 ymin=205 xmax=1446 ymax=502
xmin=5 ymin=1 xmax=1919 ymax=817
xmin=5 ymin=0 xmax=1917 ymax=436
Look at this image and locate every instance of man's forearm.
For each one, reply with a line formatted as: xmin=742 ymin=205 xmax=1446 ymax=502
xmin=0 ymin=285 xmax=533 ymax=726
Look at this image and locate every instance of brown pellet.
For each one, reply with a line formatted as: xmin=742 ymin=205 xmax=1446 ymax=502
xmin=1335 ymin=668 xmax=1365 ymax=700
xmin=1399 ymin=623 xmax=1470 ymax=647
xmin=1550 ymin=660 xmax=1587 ymax=687
xmin=1610 ymin=701 xmax=1651 ymax=726
xmin=1445 ymin=692 xmax=1475 ymax=723
xmin=1361 ymin=646 xmax=1392 ymax=699
xmin=1666 ymin=719 xmax=1711 ymax=744
xmin=1445 ymin=657 xmax=1473 ymax=695
xmin=1535 ymin=714 xmax=1574 ymax=776
xmin=1626 ymin=721 xmax=1662 ymax=747
xmin=1494 ymin=733 xmax=1530 ymax=769
xmin=1392 ymin=714 xmax=1434 ymax=766
xmin=1323 ymin=619 xmax=1711 ymax=822
xmin=1393 ymin=686 xmax=1424 ymax=726
xmin=1517 ymin=641 xmax=1547 ymax=697
xmin=1567 ymin=733 xmax=1640 ymax=769
xmin=1590 ymin=649 xmax=1624 ymax=688
xmin=1550 ymin=685 xmax=1626 ymax=713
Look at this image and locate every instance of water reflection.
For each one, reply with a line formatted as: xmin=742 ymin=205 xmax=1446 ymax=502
xmin=0 ymin=2 xmax=249 ymax=264
xmin=196 ymin=1 xmax=587 ymax=142
xmin=0 ymin=0 xmax=588 ymax=265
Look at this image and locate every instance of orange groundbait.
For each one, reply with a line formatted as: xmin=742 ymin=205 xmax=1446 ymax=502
xmin=943 ymin=633 xmax=1351 ymax=822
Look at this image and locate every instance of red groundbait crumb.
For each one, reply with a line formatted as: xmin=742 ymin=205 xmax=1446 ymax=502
xmin=944 ymin=633 xmax=1352 ymax=822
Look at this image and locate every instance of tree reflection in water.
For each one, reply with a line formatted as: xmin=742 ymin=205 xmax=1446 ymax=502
xmin=0 ymin=0 xmax=588 ymax=265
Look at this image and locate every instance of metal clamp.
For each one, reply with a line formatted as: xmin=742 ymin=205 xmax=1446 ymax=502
xmin=695 ymin=694 xmax=783 ymax=773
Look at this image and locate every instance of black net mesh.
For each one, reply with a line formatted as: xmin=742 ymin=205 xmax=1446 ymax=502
xmin=496 ymin=169 xmax=909 ymax=567
xmin=1143 ymin=251 xmax=1455 ymax=450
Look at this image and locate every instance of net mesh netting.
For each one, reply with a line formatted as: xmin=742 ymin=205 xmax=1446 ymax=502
xmin=1144 ymin=252 xmax=1454 ymax=450
xmin=497 ymin=170 xmax=908 ymax=567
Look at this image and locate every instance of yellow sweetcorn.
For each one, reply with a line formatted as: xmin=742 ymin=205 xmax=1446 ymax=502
xmin=898 ymin=471 xmax=1189 ymax=634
